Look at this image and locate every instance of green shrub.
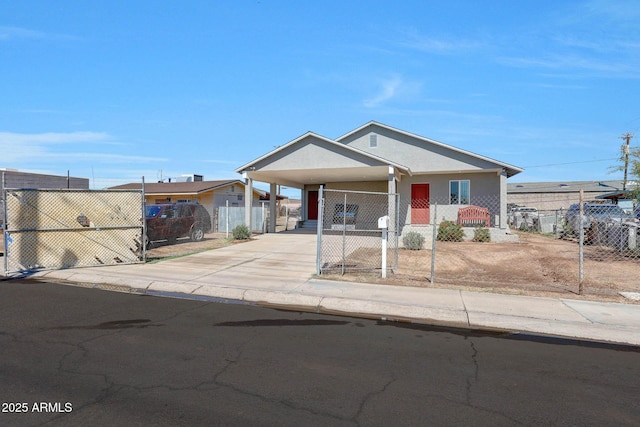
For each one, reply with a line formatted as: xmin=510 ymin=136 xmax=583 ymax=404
xmin=473 ymin=227 xmax=491 ymax=242
xmin=232 ymin=224 xmax=251 ymax=240
xmin=403 ymin=231 xmax=425 ymax=250
xmin=437 ymin=221 xmax=465 ymax=242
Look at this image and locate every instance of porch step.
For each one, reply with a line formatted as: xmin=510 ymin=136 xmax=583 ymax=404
xmin=300 ymin=220 xmax=318 ymax=229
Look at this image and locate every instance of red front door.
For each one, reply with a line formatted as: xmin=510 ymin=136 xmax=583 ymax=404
xmin=411 ymin=184 xmax=430 ymax=224
xmin=308 ymin=191 xmax=319 ymax=220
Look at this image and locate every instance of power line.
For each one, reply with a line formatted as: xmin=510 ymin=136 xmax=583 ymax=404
xmin=522 ymin=158 xmax=619 ymax=168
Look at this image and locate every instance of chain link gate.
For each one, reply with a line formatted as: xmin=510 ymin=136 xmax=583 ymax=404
xmin=3 ymin=188 xmax=144 ymax=275
xmin=317 ymin=188 xmax=399 ymax=275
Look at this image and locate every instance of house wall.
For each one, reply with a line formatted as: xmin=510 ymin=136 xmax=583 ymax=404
xmin=303 ymin=173 xmax=501 ymax=229
xmin=325 ymin=181 xmax=388 ymax=192
xmin=213 ymin=184 xmax=253 ymax=208
xmin=303 ymin=181 xmax=388 ymax=221
xmin=398 ymin=172 xmax=501 ymax=226
xmin=253 ymin=136 xmax=382 ymax=171
xmin=339 ymin=125 xmax=501 ymax=174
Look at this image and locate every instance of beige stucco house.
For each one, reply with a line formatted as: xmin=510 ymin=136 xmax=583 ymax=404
xmin=111 ymin=179 xmax=281 ymax=231
xmin=236 ymin=121 xmax=523 ymax=234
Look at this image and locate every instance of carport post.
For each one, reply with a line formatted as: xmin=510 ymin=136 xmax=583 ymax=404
xmin=243 ymin=174 xmax=253 ymax=231
xmin=269 ymin=182 xmax=277 ymax=233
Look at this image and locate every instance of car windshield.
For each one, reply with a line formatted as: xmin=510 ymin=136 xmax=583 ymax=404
xmin=145 ymin=205 xmax=163 ymax=218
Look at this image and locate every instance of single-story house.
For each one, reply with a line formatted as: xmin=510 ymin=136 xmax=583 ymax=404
xmin=110 ymin=179 xmax=284 ymax=231
xmin=236 ymin=121 xmax=523 ymax=235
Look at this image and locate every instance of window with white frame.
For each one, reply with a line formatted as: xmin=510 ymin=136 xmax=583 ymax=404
xmin=449 ymin=180 xmax=470 ymax=204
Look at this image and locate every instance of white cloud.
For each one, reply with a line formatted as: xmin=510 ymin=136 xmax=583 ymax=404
xmin=364 ymin=76 xmax=414 ymax=108
xmin=0 ymin=26 xmax=78 ymax=42
xmin=49 ymin=152 xmax=167 ymax=163
xmin=398 ymin=28 xmax=483 ymax=54
xmin=0 ymin=131 xmax=164 ymax=164
xmin=204 ymin=159 xmax=239 ymax=165
xmin=363 ymin=77 xmax=401 ymax=108
xmin=0 ymin=131 xmax=110 ymax=145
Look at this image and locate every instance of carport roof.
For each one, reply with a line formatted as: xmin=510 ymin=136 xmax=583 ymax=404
xmin=236 ymin=131 xmax=412 ymax=188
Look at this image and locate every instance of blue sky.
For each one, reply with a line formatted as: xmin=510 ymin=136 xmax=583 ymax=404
xmin=1 ymin=0 xmax=639 ymax=197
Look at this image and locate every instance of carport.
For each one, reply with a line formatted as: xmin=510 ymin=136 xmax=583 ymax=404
xmin=236 ymin=132 xmax=409 ymax=233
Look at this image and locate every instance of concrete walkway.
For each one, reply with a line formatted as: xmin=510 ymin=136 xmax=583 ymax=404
xmin=29 ymin=231 xmax=640 ymax=347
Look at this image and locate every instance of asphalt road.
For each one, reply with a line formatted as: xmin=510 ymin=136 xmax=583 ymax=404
xmin=1 ymin=279 xmax=639 ymax=427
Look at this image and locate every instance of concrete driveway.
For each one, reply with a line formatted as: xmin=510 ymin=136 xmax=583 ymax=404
xmin=33 ymin=230 xmax=319 ymax=296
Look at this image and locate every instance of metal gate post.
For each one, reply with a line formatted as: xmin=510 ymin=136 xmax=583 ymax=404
xmin=395 ymin=194 xmax=400 ymax=270
xmin=141 ymin=176 xmax=147 ymax=263
xmin=316 ymin=185 xmax=324 ymax=275
xmin=2 ymin=172 xmax=6 ymax=275
xmin=341 ymin=193 xmax=347 ymax=275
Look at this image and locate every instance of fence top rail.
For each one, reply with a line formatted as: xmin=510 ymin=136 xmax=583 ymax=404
xmin=4 ymin=188 xmax=143 ymax=193
xmin=323 ymin=188 xmax=399 ymax=196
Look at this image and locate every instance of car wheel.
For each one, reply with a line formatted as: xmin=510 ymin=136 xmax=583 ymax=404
xmin=144 ymin=234 xmax=153 ymax=249
xmin=191 ymin=226 xmax=204 ymax=242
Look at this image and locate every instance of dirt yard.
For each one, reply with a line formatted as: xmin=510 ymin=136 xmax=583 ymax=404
xmin=322 ymin=232 xmax=640 ymax=304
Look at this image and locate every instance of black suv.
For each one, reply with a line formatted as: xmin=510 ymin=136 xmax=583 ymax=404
xmin=145 ymin=203 xmax=211 ymax=246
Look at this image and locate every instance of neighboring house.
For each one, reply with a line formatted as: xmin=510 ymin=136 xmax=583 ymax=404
xmin=110 ymin=179 xmax=283 ymax=231
xmin=507 ymin=180 xmax=635 ymax=212
xmin=236 ymin=121 xmax=523 ymax=234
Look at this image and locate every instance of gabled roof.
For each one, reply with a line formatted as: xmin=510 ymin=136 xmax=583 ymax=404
xmin=337 ymin=121 xmax=523 ymax=178
xmin=110 ymin=179 xmax=243 ymax=194
xmin=236 ymin=131 xmax=412 ymax=175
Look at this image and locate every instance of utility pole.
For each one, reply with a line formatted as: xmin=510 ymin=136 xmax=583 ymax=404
xmin=621 ymin=133 xmax=633 ymax=190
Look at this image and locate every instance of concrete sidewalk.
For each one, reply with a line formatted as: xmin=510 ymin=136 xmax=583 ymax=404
xmin=28 ymin=232 xmax=640 ymax=347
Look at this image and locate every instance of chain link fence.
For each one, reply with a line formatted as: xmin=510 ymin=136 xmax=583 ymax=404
xmin=318 ymin=189 xmax=639 ymax=298
xmin=317 ymin=189 xmax=399 ymax=275
xmin=510 ymin=194 xmax=640 ymax=293
xmin=3 ymin=188 xmax=144 ymax=275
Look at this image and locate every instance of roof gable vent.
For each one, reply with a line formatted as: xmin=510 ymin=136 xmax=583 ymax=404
xmin=369 ymin=134 xmax=378 ymax=148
